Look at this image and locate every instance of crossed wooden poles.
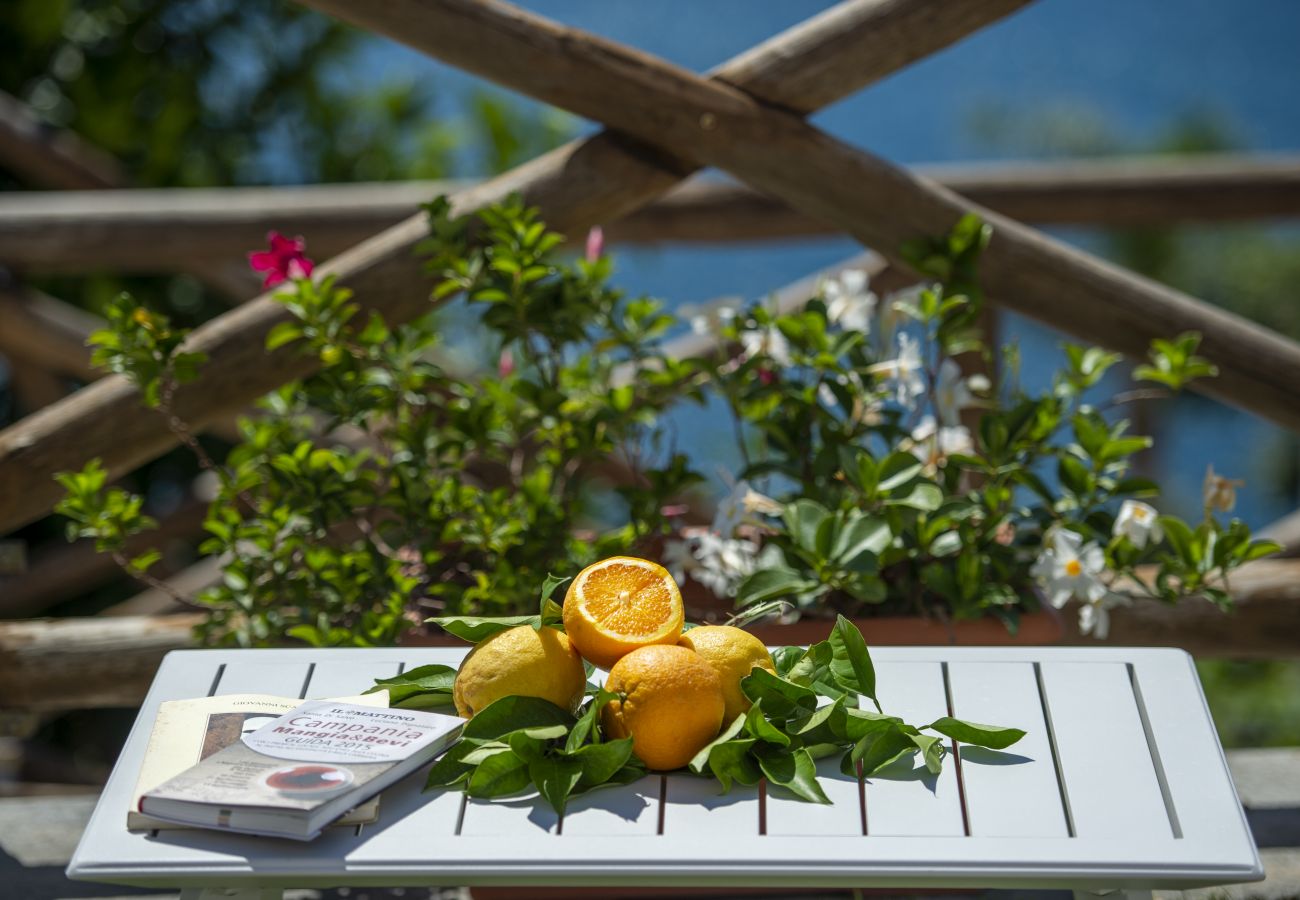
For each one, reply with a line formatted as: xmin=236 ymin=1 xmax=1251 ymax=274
xmin=2 ymin=0 xmax=1300 ymax=545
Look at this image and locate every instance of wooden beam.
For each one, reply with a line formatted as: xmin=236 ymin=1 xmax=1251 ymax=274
xmin=0 ymin=90 xmax=254 ymax=300
xmin=0 ymin=498 xmax=209 ymax=618
xmin=0 ymin=0 xmax=1024 ymax=535
xmin=308 ymin=0 xmax=1300 ymax=437
xmin=0 ymin=90 xmax=125 ymax=190
xmin=6 ymin=154 xmax=1295 ymax=273
xmin=0 ymin=613 xmax=202 ymax=710
xmin=0 ymin=283 xmax=103 ymax=382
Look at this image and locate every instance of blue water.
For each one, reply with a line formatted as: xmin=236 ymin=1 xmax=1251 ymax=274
xmin=349 ymin=0 xmax=1300 ymax=526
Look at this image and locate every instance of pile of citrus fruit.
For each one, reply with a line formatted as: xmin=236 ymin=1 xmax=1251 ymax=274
xmin=451 ymin=555 xmax=774 ymax=771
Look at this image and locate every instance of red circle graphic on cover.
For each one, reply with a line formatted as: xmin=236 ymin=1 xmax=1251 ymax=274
xmin=261 ymin=763 xmax=354 ymax=796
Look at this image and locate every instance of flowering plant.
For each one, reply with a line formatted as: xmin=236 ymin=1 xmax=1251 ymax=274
xmin=664 ymin=217 xmax=1279 ymax=637
xmin=55 ymin=204 xmax=1276 ymax=645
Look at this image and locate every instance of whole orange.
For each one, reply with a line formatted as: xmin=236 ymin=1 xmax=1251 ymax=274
xmin=601 ymin=644 xmax=725 ymax=771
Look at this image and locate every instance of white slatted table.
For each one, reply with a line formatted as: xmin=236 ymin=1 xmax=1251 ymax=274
xmin=67 ymin=647 xmax=1262 ymax=898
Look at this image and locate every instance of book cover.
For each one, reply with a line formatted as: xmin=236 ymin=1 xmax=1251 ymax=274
xmin=128 ymin=691 xmax=386 ymax=832
xmin=139 ymin=699 xmax=462 ymax=839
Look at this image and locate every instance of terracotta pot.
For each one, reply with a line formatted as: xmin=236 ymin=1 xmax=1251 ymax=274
xmin=746 ymin=606 xmax=1064 ymax=647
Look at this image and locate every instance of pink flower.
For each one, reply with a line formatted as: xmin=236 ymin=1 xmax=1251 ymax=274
xmin=497 ymin=348 xmax=515 ymax=378
xmin=585 ymin=226 xmax=604 ymax=263
xmin=757 ymin=367 xmax=778 ymax=386
xmin=248 ymin=232 xmax=314 ymax=288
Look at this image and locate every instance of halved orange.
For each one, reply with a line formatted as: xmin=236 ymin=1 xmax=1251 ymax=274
xmin=562 ymin=556 xmax=685 ymax=669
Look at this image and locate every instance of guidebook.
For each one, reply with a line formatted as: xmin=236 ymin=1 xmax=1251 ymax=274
xmin=138 ymin=699 xmax=463 ymax=840
xmin=128 ymin=692 xmax=387 ymax=832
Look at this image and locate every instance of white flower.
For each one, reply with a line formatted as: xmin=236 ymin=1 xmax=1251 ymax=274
xmin=933 ymin=358 xmax=989 ymax=427
xmin=823 ymin=269 xmax=876 ymax=333
xmin=712 ymin=479 xmax=781 ymax=536
xmin=739 ymin=325 xmax=793 ymax=368
xmin=907 ymin=415 xmax=973 ymax=470
xmin=1113 ymin=499 xmax=1163 ymax=548
xmin=663 ymin=528 xmax=759 ymax=598
xmin=679 ymin=297 xmax=738 ymax=336
xmin=1203 ymin=464 xmax=1244 ymax=514
xmin=869 ymin=332 xmax=925 ymax=408
xmin=1078 ymin=592 xmax=1130 ymax=640
xmin=1030 ymin=530 xmax=1108 ymax=609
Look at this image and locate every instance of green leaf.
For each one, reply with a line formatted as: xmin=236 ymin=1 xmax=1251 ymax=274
xmin=467 ymin=750 xmax=531 ymax=798
xmin=828 ymin=615 xmax=879 ymax=710
xmin=755 ymin=745 xmax=830 ymax=803
xmin=853 ymin=724 xmax=917 ymax=776
xmin=739 ymin=667 xmax=819 ymax=721
xmin=706 ymin=739 xmax=762 ymax=793
xmin=911 ymin=733 xmax=946 ymax=774
xmin=884 ymin=481 xmax=943 ymax=512
xmin=365 ymin=664 xmax=458 ymax=708
xmin=427 ymin=614 xmax=539 ymax=642
xmin=1058 ymin=456 xmax=1091 ymax=497
xmin=462 ymin=696 xmax=575 ymax=741
xmin=784 ymin=640 xmax=833 ymax=687
xmin=831 ymin=514 xmax=890 ymax=564
xmin=424 ymin=740 xmax=483 ymax=790
xmin=690 ymin=712 xmax=749 ymax=774
xmin=878 ymin=452 xmax=924 ymax=493
xmin=926 ymin=716 xmax=1025 ymax=750
xmin=735 ymin=567 xmax=818 ymax=608
xmin=567 ymin=688 xmax=617 ymax=752
xmin=783 ymin=499 xmax=831 ymax=552
xmin=538 ymin=573 xmax=571 ymax=622
xmin=743 ymin=700 xmax=790 ymax=747
xmin=528 ymin=754 xmax=584 ymax=814
xmin=572 ymin=737 xmax=635 ymax=787
xmin=1158 ymin=516 xmax=1196 ymax=566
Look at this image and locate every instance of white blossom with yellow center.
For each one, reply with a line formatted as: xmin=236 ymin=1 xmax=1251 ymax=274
xmin=1113 ymin=499 xmax=1163 ymax=548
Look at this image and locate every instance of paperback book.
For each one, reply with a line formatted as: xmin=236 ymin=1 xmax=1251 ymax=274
xmin=138 ymin=698 xmax=463 ymax=840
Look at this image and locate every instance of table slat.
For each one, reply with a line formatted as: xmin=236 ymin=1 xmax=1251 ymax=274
xmin=1039 ymin=661 xmax=1171 ymax=839
xmin=1131 ymin=653 xmax=1256 ymax=860
xmin=560 ymin=775 xmax=661 ymax=836
xmin=212 ymin=660 xmax=313 ymax=697
xmin=864 ymin=661 xmax=965 ymax=836
xmin=304 ymin=659 xmax=402 ymax=699
xmin=661 ymin=775 xmax=759 ymax=837
xmin=460 ymin=795 xmax=560 ymax=836
xmin=765 ymin=755 xmax=862 ymax=836
xmin=948 ymin=661 xmax=1069 ymax=838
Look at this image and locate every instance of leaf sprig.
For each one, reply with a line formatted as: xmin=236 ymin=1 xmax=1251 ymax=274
xmin=372 ymin=614 xmax=1024 ymax=813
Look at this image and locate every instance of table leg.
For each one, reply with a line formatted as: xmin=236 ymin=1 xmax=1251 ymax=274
xmin=178 ymin=889 xmax=283 ymax=900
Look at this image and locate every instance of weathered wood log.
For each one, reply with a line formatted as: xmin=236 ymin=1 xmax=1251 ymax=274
xmin=1256 ymin=507 xmax=1300 ymax=558
xmin=5 ymin=155 xmax=1295 ymax=272
xmin=309 ymin=0 xmax=1300 ymax=437
xmin=0 ymin=0 xmax=1022 ymax=536
xmin=0 ymin=613 xmax=202 ymax=710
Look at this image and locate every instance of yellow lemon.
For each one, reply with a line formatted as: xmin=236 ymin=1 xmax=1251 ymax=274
xmin=678 ymin=625 xmax=775 ymax=722
xmin=452 ymin=625 xmax=586 ymax=718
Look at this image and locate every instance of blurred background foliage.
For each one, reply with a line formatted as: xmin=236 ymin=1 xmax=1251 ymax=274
xmin=0 ymin=0 xmax=1295 ymax=751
